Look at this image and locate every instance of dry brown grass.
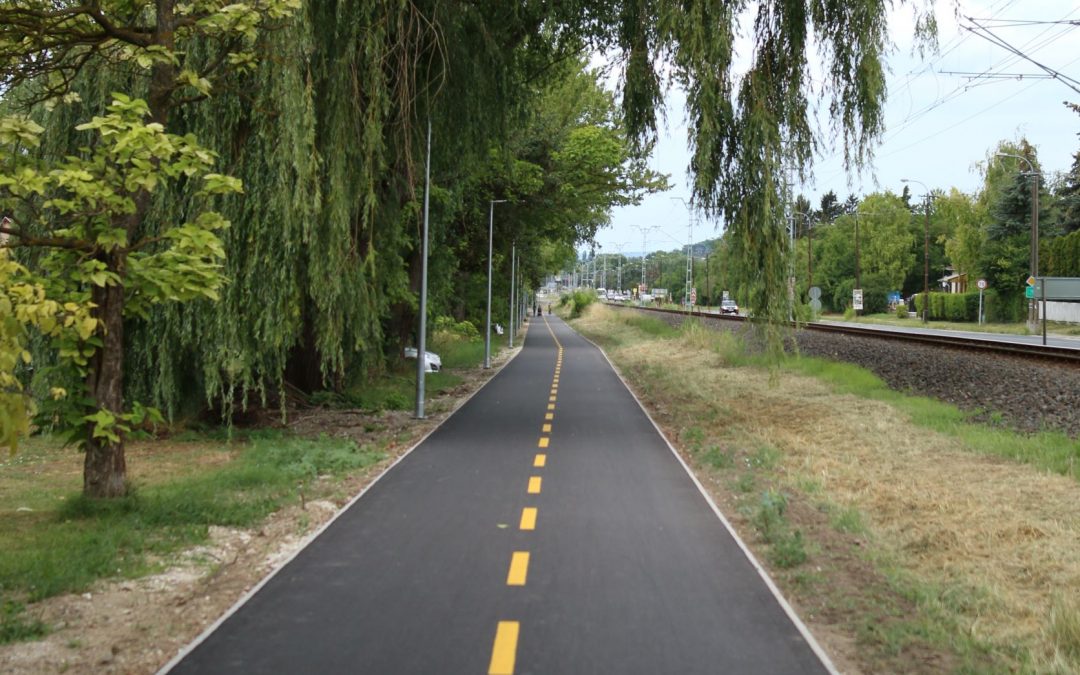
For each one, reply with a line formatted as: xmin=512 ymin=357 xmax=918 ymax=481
xmin=574 ymin=304 xmax=1080 ymax=673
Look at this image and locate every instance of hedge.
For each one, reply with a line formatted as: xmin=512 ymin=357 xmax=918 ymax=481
xmin=912 ymin=291 xmax=985 ymax=322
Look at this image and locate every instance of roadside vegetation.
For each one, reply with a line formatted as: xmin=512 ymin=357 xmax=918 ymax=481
xmin=571 ymin=303 xmax=1080 ymax=674
xmin=0 ymin=320 xmax=496 ymax=648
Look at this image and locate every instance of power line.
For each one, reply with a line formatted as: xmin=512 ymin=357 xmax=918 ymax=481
xmin=962 ymin=15 xmax=1080 ymax=94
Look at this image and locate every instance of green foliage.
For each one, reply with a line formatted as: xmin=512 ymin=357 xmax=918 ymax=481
xmin=912 ymin=292 xmax=984 ymax=322
xmin=0 ymin=434 xmax=382 ymax=601
xmin=769 ymin=529 xmax=808 ymax=569
xmin=1044 ymin=229 xmax=1080 ymax=276
xmin=0 ymin=600 xmax=48 ymax=645
xmin=1 ymin=96 xmax=239 ymax=452
xmin=566 ymin=290 xmax=596 ymax=318
xmin=895 ymin=302 xmax=908 ymax=319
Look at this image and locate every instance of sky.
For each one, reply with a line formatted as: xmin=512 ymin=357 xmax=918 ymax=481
xmin=594 ymin=0 xmax=1080 ymax=257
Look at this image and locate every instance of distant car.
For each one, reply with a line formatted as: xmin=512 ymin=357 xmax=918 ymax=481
xmin=720 ymin=300 xmax=739 ymax=315
xmin=403 ymin=347 xmax=441 ymax=372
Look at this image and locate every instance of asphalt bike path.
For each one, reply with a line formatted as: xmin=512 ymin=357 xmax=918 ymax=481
xmin=165 ymin=315 xmax=831 ymax=674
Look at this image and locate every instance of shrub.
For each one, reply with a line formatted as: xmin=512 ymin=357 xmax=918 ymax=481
xmin=568 ymin=289 xmax=596 ymax=318
xmin=895 ymin=302 xmax=908 ymax=319
xmin=769 ymin=530 xmax=808 ymax=569
xmin=433 ymin=316 xmax=479 ymax=341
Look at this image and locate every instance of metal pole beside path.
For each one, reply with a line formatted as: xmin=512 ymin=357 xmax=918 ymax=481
xmin=509 ymin=243 xmax=516 ymax=349
xmin=1042 ymin=279 xmax=1047 ymax=346
xmin=414 ymin=119 xmax=432 ymax=420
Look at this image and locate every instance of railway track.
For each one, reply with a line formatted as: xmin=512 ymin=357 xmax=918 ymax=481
xmin=606 ymin=303 xmax=1080 ymax=366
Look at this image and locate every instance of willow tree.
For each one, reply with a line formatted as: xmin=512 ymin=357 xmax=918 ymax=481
xmin=0 ymin=0 xmax=299 ymax=497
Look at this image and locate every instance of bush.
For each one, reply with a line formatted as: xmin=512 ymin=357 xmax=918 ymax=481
xmin=433 ymin=316 xmax=479 ymax=341
xmin=567 ymin=289 xmax=596 ymax=318
xmin=912 ymin=292 xmax=987 ymax=322
xmin=895 ymin=302 xmax=908 ymax=319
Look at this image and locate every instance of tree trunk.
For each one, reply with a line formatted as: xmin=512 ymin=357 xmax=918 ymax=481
xmin=83 ymin=278 xmax=127 ymax=498
xmin=81 ymin=0 xmax=177 ymax=498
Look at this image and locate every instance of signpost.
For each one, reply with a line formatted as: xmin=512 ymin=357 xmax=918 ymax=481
xmin=976 ymin=278 xmax=987 ymax=325
xmin=852 ymin=288 xmax=863 ymax=312
xmin=1030 ymin=277 xmax=1080 ymax=346
xmin=690 ymin=288 xmax=697 ymax=306
xmin=808 ymin=286 xmax=822 ymax=317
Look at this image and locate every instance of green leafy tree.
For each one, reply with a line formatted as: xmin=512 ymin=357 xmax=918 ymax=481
xmin=0 ymin=0 xmax=297 ymax=497
xmin=978 ymin=139 xmax=1047 ymax=320
xmin=0 ymin=97 xmax=240 ymax=495
xmin=940 ymin=188 xmax=985 ymax=282
xmin=858 ymin=193 xmax=915 ymax=292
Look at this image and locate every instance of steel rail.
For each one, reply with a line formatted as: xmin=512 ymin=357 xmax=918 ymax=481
xmin=605 ymin=303 xmax=1080 ymax=365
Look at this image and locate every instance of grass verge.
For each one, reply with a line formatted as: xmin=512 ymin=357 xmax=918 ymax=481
xmin=571 ymin=303 xmax=1080 ymax=674
xmin=0 ymin=433 xmax=384 ymax=611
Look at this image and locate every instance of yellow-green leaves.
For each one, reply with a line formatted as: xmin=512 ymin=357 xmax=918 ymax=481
xmin=0 ymin=116 xmax=44 ymax=148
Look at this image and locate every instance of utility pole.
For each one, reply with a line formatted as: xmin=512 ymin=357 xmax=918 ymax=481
xmin=902 ymin=179 xmax=932 ymax=323
xmin=633 ymin=225 xmax=660 ymax=295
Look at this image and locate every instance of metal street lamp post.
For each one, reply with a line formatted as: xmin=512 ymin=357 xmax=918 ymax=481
xmin=484 ymin=199 xmax=507 ymax=369
xmin=414 ymin=119 xmax=432 ymax=419
xmin=509 ymin=242 xmax=516 ymax=348
xmin=901 ymin=178 xmax=931 ymax=323
xmin=996 ymin=152 xmax=1040 ymax=328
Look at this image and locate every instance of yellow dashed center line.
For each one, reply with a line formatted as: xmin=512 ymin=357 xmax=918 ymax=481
xmin=545 ymin=412 xmax=553 ymax=420
xmin=527 ymin=476 xmax=542 ymax=494
xmin=519 ymin=507 xmax=537 ymax=530
xmin=547 ymin=403 xmax=555 ymax=411
xmin=534 ymin=453 xmax=546 ymax=467
xmin=542 ymin=423 xmax=551 ymax=433
xmin=538 ymin=437 xmax=549 ymax=448
xmin=548 ymin=396 xmax=557 ymax=403
xmin=506 ymin=552 xmax=530 ymax=586
xmin=489 ymin=621 xmax=520 ymax=675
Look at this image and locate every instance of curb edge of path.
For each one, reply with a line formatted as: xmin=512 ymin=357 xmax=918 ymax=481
xmin=156 ymin=343 xmax=527 ymax=675
xmin=568 ymin=320 xmax=840 ymax=675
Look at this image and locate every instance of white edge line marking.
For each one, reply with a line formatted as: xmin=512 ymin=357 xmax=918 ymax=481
xmin=156 ymin=340 xmax=529 ymax=674
xmin=570 ymin=321 xmax=840 ymax=675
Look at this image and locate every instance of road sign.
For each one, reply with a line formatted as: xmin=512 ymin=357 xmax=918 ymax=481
xmin=977 ymin=278 xmax=987 ymax=290
xmin=809 ymin=298 xmax=822 ymax=312
xmin=808 ymin=286 xmax=821 ymax=300
xmin=1025 ymin=286 xmax=1035 ymax=299
xmin=1026 ymin=275 xmax=1036 ymax=287
xmin=1033 ymin=277 xmax=1080 ymax=300
xmin=852 ymin=289 xmax=863 ymax=311
xmin=690 ymin=288 xmax=697 ymax=305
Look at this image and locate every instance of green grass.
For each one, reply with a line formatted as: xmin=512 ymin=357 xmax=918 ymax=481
xmin=0 ymin=434 xmax=384 ymax=604
xmin=0 ymin=600 xmax=48 ymax=645
xmin=310 ymin=337 xmax=486 ymax=412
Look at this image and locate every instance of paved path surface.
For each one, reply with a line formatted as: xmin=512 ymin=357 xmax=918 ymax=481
xmin=166 ymin=315 xmax=830 ymax=674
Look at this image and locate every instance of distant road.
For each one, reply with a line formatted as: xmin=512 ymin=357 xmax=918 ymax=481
xmin=165 ymin=314 xmax=832 ymax=674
